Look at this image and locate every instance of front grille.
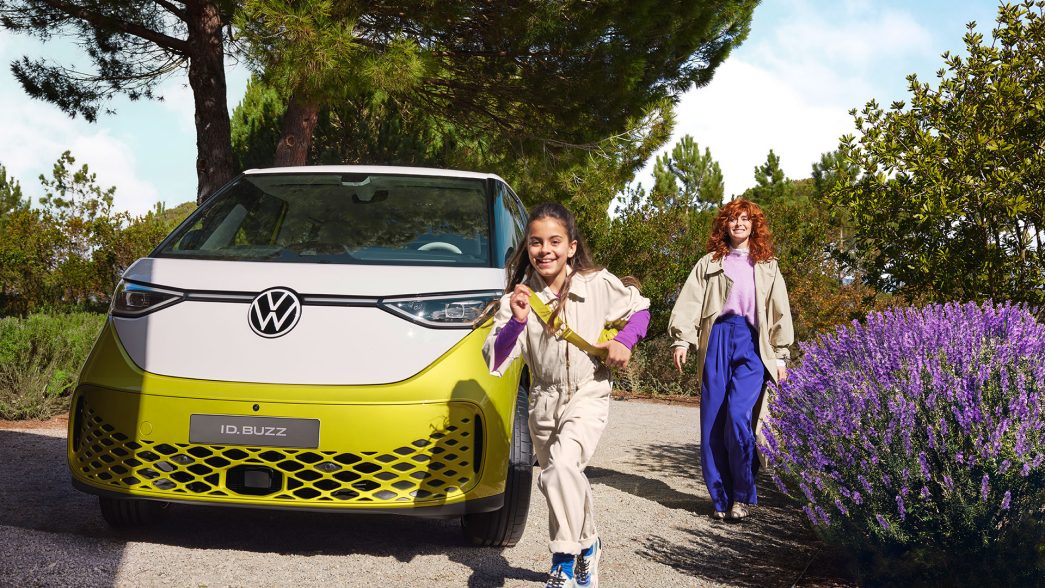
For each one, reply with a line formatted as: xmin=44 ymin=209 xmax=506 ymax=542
xmin=72 ymin=400 xmax=481 ymax=505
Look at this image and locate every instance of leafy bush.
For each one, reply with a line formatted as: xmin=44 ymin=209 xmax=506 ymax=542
xmin=762 ymin=301 xmax=1045 ymax=585
xmin=614 ymin=335 xmax=700 ymax=396
xmin=0 ymin=152 xmax=195 ymax=316
xmin=0 ymin=312 xmax=105 ymax=420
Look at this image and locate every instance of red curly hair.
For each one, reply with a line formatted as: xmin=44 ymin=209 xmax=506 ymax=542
xmin=707 ymin=198 xmax=774 ymax=262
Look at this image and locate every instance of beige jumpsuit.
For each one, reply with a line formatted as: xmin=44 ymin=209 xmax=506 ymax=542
xmin=483 ymin=269 xmax=650 ymax=554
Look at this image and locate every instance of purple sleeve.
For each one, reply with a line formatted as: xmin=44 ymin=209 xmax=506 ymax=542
xmin=613 ymin=309 xmax=650 ymax=350
xmin=493 ymin=317 xmax=526 ymax=367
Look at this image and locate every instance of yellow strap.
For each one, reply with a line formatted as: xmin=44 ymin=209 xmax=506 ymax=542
xmin=528 ymin=292 xmax=609 ymax=358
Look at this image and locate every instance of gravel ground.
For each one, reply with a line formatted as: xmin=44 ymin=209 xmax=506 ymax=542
xmin=0 ymin=399 xmax=856 ymax=588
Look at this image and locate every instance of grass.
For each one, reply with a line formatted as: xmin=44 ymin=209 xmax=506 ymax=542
xmin=0 ymin=312 xmax=105 ymax=420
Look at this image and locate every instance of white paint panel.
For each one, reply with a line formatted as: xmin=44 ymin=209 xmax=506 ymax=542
xmin=114 ymin=257 xmax=505 ymax=384
xmin=114 ymin=302 xmax=469 ymax=385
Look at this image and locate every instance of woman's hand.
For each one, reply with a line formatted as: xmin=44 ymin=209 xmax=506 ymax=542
xmin=673 ymin=346 xmax=688 ymax=373
xmin=595 ymin=339 xmax=631 ymax=368
xmin=510 ymin=284 xmax=532 ymax=322
xmin=777 ymin=365 xmax=788 ymax=382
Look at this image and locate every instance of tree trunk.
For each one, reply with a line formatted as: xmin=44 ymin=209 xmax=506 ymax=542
xmin=186 ymin=0 xmax=234 ymax=205
xmin=273 ymin=93 xmax=320 ymax=167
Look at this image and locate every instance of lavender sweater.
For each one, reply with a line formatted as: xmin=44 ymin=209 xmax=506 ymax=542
xmin=721 ymin=248 xmax=757 ymax=327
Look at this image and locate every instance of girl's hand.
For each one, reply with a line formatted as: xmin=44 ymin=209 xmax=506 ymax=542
xmin=510 ymin=284 xmax=532 ymax=322
xmin=595 ymin=339 xmax=631 ymax=368
xmin=672 ymin=346 xmax=688 ymax=373
xmin=777 ymin=365 xmax=788 ymax=382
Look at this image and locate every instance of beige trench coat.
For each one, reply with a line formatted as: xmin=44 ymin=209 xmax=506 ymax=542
xmin=667 ymin=252 xmax=794 ymax=444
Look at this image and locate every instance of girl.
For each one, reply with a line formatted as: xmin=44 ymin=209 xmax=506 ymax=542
xmin=668 ymin=198 xmax=793 ymax=521
xmin=483 ymin=202 xmax=650 ymax=588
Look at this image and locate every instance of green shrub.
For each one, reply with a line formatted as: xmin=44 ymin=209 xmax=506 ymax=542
xmin=614 ymin=335 xmax=700 ymax=396
xmin=0 ymin=312 xmax=105 ymax=420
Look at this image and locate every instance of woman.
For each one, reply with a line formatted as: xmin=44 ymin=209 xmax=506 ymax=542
xmin=668 ymin=198 xmax=793 ymax=520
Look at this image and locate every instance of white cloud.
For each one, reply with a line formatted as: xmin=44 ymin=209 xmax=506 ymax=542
xmin=0 ymin=30 xmax=190 ymax=215
xmin=758 ymin=7 xmax=932 ymax=69
xmin=67 ymin=135 xmax=162 ymax=215
xmin=155 ymin=76 xmax=197 ymax=135
xmin=634 ymin=2 xmax=937 ymax=198
xmin=0 ymin=93 xmax=162 ymax=216
xmin=745 ymin=4 xmax=934 ymax=109
xmin=640 ymin=59 xmax=852 ymax=197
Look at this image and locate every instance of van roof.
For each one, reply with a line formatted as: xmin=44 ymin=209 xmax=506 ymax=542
xmin=244 ymin=165 xmax=505 ymax=183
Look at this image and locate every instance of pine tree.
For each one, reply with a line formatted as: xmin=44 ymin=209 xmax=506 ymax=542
xmin=651 ymin=135 xmax=724 ymax=210
xmin=749 ymin=149 xmax=793 ymax=206
xmin=0 ymin=0 xmax=236 ymax=203
xmin=235 ymin=0 xmax=760 ymax=167
xmin=0 ymin=164 xmax=26 ymax=217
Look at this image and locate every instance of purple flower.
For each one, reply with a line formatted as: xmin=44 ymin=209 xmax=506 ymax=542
xmin=764 ymin=301 xmax=1045 ymax=549
xmin=858 ymin=475 xmax=873 ymax=495
xmin=835 ymin=498 xmax=849 ymax=516
xmin=876 ymin=514 xmax=890 ymax=530
xmin=803 ymin=505 xmax=818 ymax=526
xmin=800 ymin=482 xmax=815 ymax=503
xmin=918 ymin=452 xmax=931 ymax=478
xmin=815 ymin=505 xmax=831 ymax=525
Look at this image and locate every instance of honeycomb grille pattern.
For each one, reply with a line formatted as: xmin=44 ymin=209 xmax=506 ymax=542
xmin=72 ymin=401 xmax=480 ymax=504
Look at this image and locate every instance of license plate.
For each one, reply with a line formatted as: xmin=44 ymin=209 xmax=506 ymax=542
xmin=189 ymin=414 xmax=320 ymax=448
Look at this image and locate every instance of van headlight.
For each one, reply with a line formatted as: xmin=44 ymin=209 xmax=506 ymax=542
xmin=381 ymin=291 xmax=502 ymax=328
xmin=111 ymin=280 xmax=185 ymax=317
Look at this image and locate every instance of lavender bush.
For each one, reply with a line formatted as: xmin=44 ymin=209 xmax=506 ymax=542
xmin=762 ymin=301 xmax=1045 ymax=585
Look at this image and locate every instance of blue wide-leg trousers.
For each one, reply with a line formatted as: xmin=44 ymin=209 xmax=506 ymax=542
xmin=701 ymin=314 xmax=765 ymax=512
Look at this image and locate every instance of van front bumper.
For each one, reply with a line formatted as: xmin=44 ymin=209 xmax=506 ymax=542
xmin=68 ymin=320 xmax=522 ymax=515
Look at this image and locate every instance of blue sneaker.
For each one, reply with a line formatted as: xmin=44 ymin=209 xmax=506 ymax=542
xmin=545 ymin=553 xmax=576 ymax=588
xmin=575 ymin=538 xmax=601 ymax=587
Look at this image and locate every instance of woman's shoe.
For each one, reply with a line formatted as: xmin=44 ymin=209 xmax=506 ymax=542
xmin=728 ymin=502 xmax=749 ymax=520
xmin=712 ymin=510 xmax=727 ymax=520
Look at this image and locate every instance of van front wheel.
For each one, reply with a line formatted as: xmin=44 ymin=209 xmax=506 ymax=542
xmin=461 ymin=384 xmax=533 ymax=547
xmin=99 ymin=496 xmax=169 ymax=528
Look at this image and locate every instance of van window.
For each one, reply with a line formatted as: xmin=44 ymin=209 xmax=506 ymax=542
xmin=156 ymin=173 xmax=492 ymax=267
xmin=492 ymin=182 xmax=525 ymax=267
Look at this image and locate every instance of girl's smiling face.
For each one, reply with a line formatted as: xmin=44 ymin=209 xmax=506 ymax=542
xmin=527 ymin=217 xmax=577 ymax=291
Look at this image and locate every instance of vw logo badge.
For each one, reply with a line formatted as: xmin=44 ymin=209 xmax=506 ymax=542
xmin=248 ymin=287 xmax=302 ymax=338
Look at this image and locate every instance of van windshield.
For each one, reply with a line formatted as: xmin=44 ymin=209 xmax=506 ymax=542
xmin=154 ymin=172 xmax=492 ymax=266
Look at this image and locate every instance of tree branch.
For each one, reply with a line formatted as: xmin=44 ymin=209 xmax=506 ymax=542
xmin=154 ymin=0 xmax=188 ymax=23
xmin=37 ymin=0 xmax=190 ymax=54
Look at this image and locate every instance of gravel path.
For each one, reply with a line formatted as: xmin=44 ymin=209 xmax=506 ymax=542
xmin=0 ymin=399 xmax=854 ymax=587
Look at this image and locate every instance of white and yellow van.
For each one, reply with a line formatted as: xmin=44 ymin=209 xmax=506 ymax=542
xmin=67 ymin=166 xmax=532 ymax=546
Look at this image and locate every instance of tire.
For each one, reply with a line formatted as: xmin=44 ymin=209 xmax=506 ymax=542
xmin=98 ymin=496 xmax=169 ymax=528
xmin=461 ymin=382 xmax=533 ymax=547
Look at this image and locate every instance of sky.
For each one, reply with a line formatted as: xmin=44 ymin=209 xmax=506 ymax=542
xmin=0 ymin=0 xmax=1004 ymax=214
